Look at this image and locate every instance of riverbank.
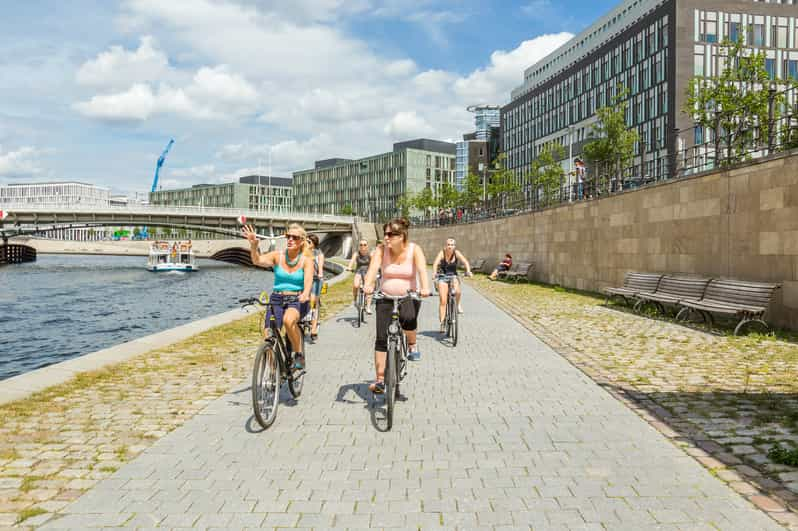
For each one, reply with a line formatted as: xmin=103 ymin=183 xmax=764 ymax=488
xmin=0 ymin=273 xmax=353 ymax=528
xmin=468 ymin=275 xmax=798 ymax=526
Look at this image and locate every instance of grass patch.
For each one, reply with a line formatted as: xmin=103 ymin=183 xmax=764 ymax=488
xmin=768 ymin=443 xmax=798 ymax=467
xmin=0 ymin=448 xmax=20 ymax=460
xmin=99 ymin=465 xmax=118 ymax=473
xmin=19 ymin=475 xmax=43 ymax=492
xmin=15 ymin=507 xmax=47 ymax=524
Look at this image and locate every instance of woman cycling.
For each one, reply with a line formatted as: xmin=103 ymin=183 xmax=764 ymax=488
xmin=363 ymin=217 xmax=430 ymax=394
xmin=431 ymin=238 xmax=473 ymax=332
xmin=306 ymin=234 xmax=325 ymax=341
xmin=347 ymin=238 xmax=373 ymax=314
xmin=243 ymin=223 xmax=312 ymax=371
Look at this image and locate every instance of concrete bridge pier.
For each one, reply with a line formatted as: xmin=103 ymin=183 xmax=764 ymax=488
xmin=0 ymin=240 xmax=37 ymax=265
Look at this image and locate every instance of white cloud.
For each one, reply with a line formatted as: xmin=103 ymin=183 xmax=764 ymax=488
xmin=0 ymin=145 xmax=45 ymax=178
xmin=76 ymin=35 xmax=170 ymax=89
xmin=168 ymin=164 xmax=216 ymax=179
xmin=384 ymin=111 xmax=434 ymax=140
xmin=74 ymin=65 xmax=258 ymax=121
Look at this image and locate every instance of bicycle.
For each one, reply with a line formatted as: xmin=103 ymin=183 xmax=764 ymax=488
xmin=239 ymin=295 xmax=307 ymax=429
xmin=354 ymin=270 xmax=367 ymax=327
xmin=438 ymin=274 xmax=459 ymax=346
xmin=372 ymin=290 xmax=418 ymax=430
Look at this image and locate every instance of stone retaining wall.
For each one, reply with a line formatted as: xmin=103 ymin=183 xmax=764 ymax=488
xmin=414 ymin=150 xmax=798 ymax=330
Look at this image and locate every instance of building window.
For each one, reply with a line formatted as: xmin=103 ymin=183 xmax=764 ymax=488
xmin=786 ymin=60 xmax=798 ymax=80
xmin=749 ymin=24 xmax=765 ymax=47
xmin=728 ymin=22 xmax=740 ymax=43
xmin=766 ymin=58 xmax=776 ymax=79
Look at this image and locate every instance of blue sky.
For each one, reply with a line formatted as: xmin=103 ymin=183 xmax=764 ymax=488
xmin=0 ymin=0 xmax=617 ymax=195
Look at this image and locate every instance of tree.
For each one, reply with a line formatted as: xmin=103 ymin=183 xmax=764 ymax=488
xmin=436 ymin=182 xmax=459 ymax=210
xmin=340 ymin=204 xmax=354 ymax=216
xmin=487 ymin=153 xmax=521 ymax=210
xmin=412 ymin=187 xmax=434 ymax=219
xmin=684 ymin=33 xmax=784 ymax=166
xmin=133 ymin=227 xmax=141 ymax=239
xmin=396 ymin=194 xmax=413 ymax=218
xmin=528 ymin=143 xmax=566 ymax=207
xmin=461 ymin=173 xmax=483 ymax=210
xmin=583 ymin=87 xmax=638 ymax=190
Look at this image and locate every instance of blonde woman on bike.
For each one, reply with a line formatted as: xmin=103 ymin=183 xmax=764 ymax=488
xmin=347 ymin=239 xmax=373 ymax=313
xmin=363 ymin=218 xmax=430 ymax=393
xmin=431 ymin=238 xmax=473 ymax=333
xmin=243 ymin=223 xmax=312 ymax=372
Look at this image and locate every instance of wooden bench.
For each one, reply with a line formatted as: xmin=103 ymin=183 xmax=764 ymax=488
xmin=503 ymin=262 xmax=534 ymax=283
xmin=676 ymin=279 xmax=781 ymax=335
xmin=633 ymin=276 xmax=710 ymax=314
xmin=603 ymin=272 xmax=663 ymax=306
xmin=495 ymin=261 xmax=517 ymax=280
xmin=471 ymin=258 xmax=486 ymax=274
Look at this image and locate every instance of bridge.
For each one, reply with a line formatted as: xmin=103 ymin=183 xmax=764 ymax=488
xmin=0 ymin=204 xmax=357 ymax=265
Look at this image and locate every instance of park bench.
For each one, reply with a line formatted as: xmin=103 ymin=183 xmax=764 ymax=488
xmin=471 ymin=258 xmax=486 ymax=274
xmin=503 ymin=262 xmax=534 ymax=283
xmin=496 ymin=261 xmax=517 ymax=280
xmin=633 ymin=276 xmax=710 ymax=314
xmin=603 ymin=272 xmax=662 ymax=306
xmin=676 ymin=278 xmax=781 ymax=335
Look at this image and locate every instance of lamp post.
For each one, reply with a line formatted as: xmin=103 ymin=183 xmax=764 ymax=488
xmin=479 ymin=162 xmax=486 ymax=203
xmin=568 ymin=125 xmax=575 ymax=201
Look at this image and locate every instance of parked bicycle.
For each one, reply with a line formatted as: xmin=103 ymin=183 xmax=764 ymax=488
xmin=372 ymin=290 xmax=418 ymax=430
xmin=239 ymin=295 xmax=307 ymax=429
xmin=438 ymin=274 xmax=459 ymax=346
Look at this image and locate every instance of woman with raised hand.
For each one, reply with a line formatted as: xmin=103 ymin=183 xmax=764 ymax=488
xmin=243 ymin=223 xmax=312 ymax=371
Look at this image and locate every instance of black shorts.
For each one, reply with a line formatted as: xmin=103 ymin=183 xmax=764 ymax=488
xmin=374 ymin=298 xmax=421 ymax=352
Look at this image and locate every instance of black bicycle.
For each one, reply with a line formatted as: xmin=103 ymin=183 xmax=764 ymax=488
xmin=239 ymin=295 xmax=307 ymax=429
xmin=372 ymin=290 xmax=418 ymax=430
xmin=438 ymin=275 xmax=459 ymax=346
xmin=354 ymin=270 xmax=367 ymax=327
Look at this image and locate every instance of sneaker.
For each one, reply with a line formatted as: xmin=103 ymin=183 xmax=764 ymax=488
xmin=292 ymin=353 xmax=305 ymax=371
xmin=458 ymin=305 xmax=464 ymax=314
xmin=408 ymin=349 xmax=421 ymax=361
xmin=365 ymin=307 xmax=373 ymax=315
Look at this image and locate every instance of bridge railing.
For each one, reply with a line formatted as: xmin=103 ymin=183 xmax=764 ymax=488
xmin=0 ymin=204 xmax=355 ymax=225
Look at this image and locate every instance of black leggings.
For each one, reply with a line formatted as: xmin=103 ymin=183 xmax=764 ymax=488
xmin=374 ymin=299 xmax=421 ymax=352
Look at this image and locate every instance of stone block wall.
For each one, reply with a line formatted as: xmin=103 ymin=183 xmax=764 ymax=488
xmin=414 ymin=151 xmax=798 ymax=330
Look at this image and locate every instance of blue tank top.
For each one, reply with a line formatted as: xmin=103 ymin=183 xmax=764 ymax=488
xmin=273 ymin=254 xmax=304 ymax=292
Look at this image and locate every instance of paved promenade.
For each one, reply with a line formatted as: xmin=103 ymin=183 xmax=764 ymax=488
xmin=40 ymin=284 xmax=780 ymax=530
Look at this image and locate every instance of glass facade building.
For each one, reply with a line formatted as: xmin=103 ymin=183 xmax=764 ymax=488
xmin=502 ymin=0 xmax=798 ymax=186
xmin=149 ymin=176 xmax=293 ymax=212
xmin=292 ymin=139 xmax=456 ymax=221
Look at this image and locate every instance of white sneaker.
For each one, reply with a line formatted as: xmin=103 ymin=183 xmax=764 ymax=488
xmin=458 ymin=305 xmax=464 ymax=314
xmin=365 ymin=307 xmax=373 ymax=315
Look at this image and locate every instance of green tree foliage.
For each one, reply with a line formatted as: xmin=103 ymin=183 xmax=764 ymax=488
xmin=412 ymin=187 xmax=434 ymax=218
xmin=435 ymin=182 xmax=460 ymax=209
xmin=583 ymin=87 xmax=638 ymax=186
xmin=487 ymin=153 xmax=520 ymax=208
xmin=340 ymin=204 xmax=354 ymax=216
xmin=396 ymin=194 xmax=413 ymax=218
xmin=528 ymin=143 xmax=566 ymax=207
xmin=684 ymin=34 xmax=785 ymax=165
xmin=461 ymin=173 xmax=483 ymax=209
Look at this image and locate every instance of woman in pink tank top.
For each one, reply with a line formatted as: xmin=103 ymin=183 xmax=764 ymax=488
xmin=364 ymin=217 xmax=430 ymax=394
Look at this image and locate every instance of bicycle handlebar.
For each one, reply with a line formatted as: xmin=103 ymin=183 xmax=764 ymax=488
xmin=372 ymin=290 xmax=421 ymax=302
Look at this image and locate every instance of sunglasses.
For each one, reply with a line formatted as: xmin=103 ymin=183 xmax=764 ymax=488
xmin=384 ymin=232 xmax=400 ymax=238
xmin=286 ymin=234 xmax=303 ymax=241
xmin=359 ymin=243 xmax=368 ymax=246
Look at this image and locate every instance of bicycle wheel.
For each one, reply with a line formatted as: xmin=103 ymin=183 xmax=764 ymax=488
xmin=288 ymin=332 xmax=306 ymax=398
xmin=252 ymin=342 xmax=279 ymax=428
xmin=385 ymin=338 xmax=398 ymax=430
xmin=451 ymin=296 xmax=459 ymax=347
xmin=356 ymin=290 xmax=364 ymax=327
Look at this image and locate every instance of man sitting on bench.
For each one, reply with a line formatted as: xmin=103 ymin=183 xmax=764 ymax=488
xmin=489 ymin=253 xmax=512 ymax=280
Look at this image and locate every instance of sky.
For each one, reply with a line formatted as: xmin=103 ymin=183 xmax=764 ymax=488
xmin=0 ymin=0 xmax=618 ymax=196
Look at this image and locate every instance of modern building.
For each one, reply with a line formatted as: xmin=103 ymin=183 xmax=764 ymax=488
xmin=502 ymin=0 xmax=798 ymax=187
xmin=149 ymin=175 xmax=293 ymax=212
xmin=0 ymin=181 xmax=110 ymax=207
xmin=292 ymin=139 xmax=456 ymax=221
xmin=455 ymin=105 xmax=502 ymax=191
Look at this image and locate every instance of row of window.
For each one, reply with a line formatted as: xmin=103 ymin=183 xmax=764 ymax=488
xmin=697 ymin=10 xmax=798 ymax=48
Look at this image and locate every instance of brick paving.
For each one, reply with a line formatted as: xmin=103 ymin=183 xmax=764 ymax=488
xmin=36 ymin=284 xmax=782 ymax=530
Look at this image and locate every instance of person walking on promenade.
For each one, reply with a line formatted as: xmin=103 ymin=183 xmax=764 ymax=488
xmin=347 ymin=239 xmax=373 ymax=313
xmin=306 ymin=234 xmax=325 ymax=341
xmin=489 ymin=253 xmax=512 ymax=280
xmin=243 ymin=223 xmax=312 ymax=372
xmin=363 ymin=217 xmax=430 ymax=393
xmin=431 ymin=238 xmax=473 ymax=332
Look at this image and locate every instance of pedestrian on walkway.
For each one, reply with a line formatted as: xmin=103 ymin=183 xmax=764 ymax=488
xmin=363 ymin=217 xmax=430 ymax=394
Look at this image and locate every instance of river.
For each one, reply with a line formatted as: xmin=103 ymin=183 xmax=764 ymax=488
xmin=0 ymin=254 xmax=278 ymax=380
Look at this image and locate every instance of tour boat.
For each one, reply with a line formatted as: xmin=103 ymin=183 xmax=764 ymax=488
xmin=146 ymin=241 xmax=198 ymax=272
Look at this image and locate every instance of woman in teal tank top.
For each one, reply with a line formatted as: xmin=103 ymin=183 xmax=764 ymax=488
xmin=243 ymin=223 xmax=312 ymax=371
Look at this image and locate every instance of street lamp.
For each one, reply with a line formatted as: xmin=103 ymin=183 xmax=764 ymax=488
xmin=568 ymin=125 xmax=575 ymax=201
xmin=478 ymin=162 xmax=486 ymax=203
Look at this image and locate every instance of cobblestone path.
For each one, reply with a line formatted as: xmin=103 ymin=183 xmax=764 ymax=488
xmin=40 ymin=285 xmax=781 ymax=530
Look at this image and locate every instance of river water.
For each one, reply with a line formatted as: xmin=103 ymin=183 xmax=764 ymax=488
xmin=0 ymin=254 xmax=277 ymax=380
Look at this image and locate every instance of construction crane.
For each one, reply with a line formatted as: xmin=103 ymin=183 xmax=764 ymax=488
xmin=140 ymin=139 xmax=174 ymax=241
xmin=151 ymin=138 xmax=175 ymax=193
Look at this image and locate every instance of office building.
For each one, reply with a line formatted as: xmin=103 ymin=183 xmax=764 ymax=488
xmin=502 ymin=0 xmax=798 ymax=186
xmin=149 ymin=175 xmax=293 ymax=212
xmin=0 ymin=182 xmax=110 ymax=207
xmin=292 ymin=139 xmax=456 ymax=221
xmin=455 ymin=105 xmax=502 ymax=190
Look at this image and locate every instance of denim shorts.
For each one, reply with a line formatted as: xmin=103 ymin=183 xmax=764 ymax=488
xmin=311 ymin=278 xmax=323 ymax=297
xmin=264 ymin=292 xmax=309 ymax=331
